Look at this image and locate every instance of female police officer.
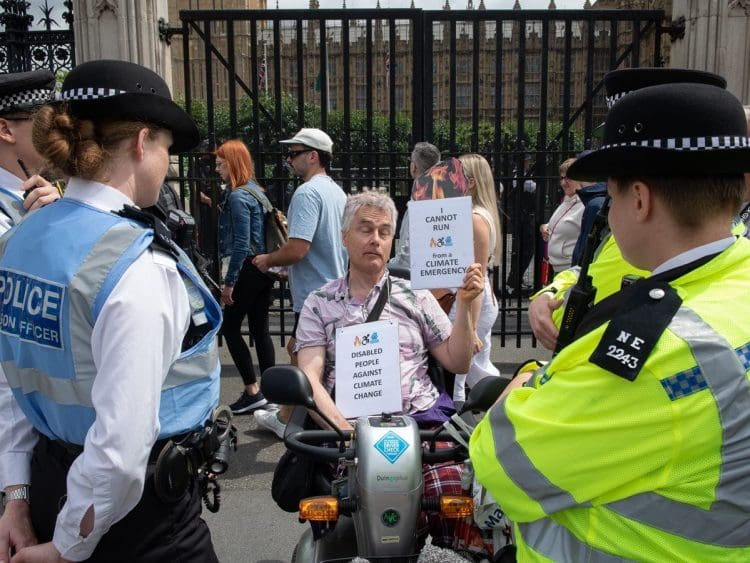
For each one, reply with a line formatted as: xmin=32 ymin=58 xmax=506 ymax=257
xmin=0 ymin=60 xmax=221 ymax=562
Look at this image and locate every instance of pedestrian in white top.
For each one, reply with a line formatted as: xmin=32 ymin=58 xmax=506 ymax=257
xmin=540 ymin=158 xmax=585 ymax=273
xmin=450 ymin=153 xmax=504 ymax=402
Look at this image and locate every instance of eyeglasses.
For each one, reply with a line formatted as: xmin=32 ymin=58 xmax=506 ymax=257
xmin=286 ymin=149 xmax=312 ymax=160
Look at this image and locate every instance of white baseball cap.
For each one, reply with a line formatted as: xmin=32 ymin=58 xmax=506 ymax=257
xmin=280 ymin=128 xmax=333 ymax=154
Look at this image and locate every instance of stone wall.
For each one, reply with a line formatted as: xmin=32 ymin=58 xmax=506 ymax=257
xmin=72 ymin=0 xmax=172 ymax=86
xmin=670 ymin=0 xmax=750 ymax=104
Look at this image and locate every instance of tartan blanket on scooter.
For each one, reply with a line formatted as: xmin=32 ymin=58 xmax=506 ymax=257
xmin=420 ymin=460 xmax=494 ymax=559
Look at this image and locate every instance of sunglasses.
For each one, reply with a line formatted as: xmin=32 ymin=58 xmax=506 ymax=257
xmin=286 ymin=149 xmax=312 ymax=160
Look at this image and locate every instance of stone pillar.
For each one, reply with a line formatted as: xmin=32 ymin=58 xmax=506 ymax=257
xmin=670 ymin=0 xmax=750 ymax=104
xmin=72 ymin=0 xmax=173 ymax=88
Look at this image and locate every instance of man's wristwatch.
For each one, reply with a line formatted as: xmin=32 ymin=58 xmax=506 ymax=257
xmin=2 ymin=485 xmax=30 ymax=506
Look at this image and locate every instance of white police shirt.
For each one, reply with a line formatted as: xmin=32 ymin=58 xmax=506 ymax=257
xmin=0 ymin=165 xmax=24 ymax=231
xmin=0 ymin=164 xmax=35 ymax=491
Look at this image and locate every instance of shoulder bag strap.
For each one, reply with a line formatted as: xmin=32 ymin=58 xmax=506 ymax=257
xmin=237 ymin=184 xmax=271 ymax=212
xmin=365 ymin=276 xmax=390 ymax=323
xmin=235 ymin=185 xmax=267 ymax=255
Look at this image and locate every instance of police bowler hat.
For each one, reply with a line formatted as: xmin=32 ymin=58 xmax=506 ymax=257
xmin=0 ymin=69 xmax=55 ymax=114
xmin=568 ymin=83 xmax=750 ymax=182
xmin=60 ymin=60 xmax=199 ymax=153
xmin=592 ymin=67 xmax=727 ymax=139
xmin=603 ymin=67 xmax=726 ymax=109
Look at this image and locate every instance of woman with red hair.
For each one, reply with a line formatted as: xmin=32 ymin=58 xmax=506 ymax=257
xmin=216 ymin=139 xmax=275 ymax=414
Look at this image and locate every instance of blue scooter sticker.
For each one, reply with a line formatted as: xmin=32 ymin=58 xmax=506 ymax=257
xmin=374 ymin=431 xmax=409 ymax=463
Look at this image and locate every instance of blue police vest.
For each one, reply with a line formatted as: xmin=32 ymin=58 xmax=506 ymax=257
xmin=0 ymin=186 xmax=25 ymax=226
xmin=0 ymin=198 xmax=221 ymax=445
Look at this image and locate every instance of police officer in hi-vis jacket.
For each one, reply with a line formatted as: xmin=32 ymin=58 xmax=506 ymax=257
xmin=527 ymin=67 xmax=729 ymax=351
xmin=0 ymin=60 xmax=222 ymax=562
xmin=470 ymin=79 xmax=750 ymax=560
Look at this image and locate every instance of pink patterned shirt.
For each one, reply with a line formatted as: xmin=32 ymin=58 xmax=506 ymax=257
xmin=295 ymin=271 xmax=452 ymax=414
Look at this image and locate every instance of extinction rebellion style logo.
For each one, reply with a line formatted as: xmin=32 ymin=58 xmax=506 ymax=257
xmin=374 ymin=431 xmax=409 ymax=464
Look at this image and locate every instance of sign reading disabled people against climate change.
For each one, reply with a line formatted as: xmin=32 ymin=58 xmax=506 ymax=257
xmin=335 ymin=319 xmax=401 ymax=418
xmin=0 ymin=269 xmax=64 ymax=349
xmin=408 ymin=196 xmax=474 ymax=289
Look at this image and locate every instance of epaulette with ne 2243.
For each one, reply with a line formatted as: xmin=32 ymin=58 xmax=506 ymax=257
xmin=589 ymin=279 xmax=682 ymax=382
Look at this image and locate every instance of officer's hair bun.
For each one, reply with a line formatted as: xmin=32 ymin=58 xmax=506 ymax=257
xmin=32 ymin=104 xmax=158 ymax=181
xmin=32 ymin=105 xmax=105 ymax=179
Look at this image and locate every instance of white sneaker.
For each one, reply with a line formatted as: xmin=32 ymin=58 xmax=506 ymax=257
xmin=254 ymin=408 xmax=286 ymax=439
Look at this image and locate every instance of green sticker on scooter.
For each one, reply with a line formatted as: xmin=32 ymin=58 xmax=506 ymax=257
xmin=381 ymin=508 xmax=400 ymax=527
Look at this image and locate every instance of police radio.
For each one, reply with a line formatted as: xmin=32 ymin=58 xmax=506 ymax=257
xmin=166 ymin=209 xmax=196 ymax=255
xmin=553 ymin=197 xmax=610 ymax=355
xmin=166 ymin=209 xmax=220 ymax=296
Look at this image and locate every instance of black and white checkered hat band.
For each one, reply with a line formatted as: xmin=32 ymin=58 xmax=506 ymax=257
xmin=601 ymin=136 xmax=750 ymax=151
xmin=0 ymin=88 xmax=52 ymax=113
xmin=606 ymin=91 xmax=628 ymax=109
xmin=60 ymin=87 xmax=127 ymax=101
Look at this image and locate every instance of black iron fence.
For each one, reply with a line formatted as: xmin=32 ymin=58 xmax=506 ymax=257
xmin=170 ymin=7 xmax=674 ymax=345
xmin=0 ymin=0 xmax=74 ymax=74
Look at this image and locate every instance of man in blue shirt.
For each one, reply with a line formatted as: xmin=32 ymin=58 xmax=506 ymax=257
xmin=253 ymin=128 xmax=348 ymax=438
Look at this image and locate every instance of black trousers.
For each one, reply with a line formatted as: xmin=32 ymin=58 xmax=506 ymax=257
xmin=506 ymin=217 xmax=536 ymax=290
xmin=30 ymin=435 xmax=218 ymax=563
xmin=222 ymin=259 xmax=275 ymax=386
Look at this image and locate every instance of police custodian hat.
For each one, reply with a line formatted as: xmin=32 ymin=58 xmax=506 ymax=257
xmin=60 ymin=59 xmax=199 ymax=153
xmin=0 ymin=69 xmax=55 ymax=114
xmin=568 ymin=82 xmax=750 ymax=182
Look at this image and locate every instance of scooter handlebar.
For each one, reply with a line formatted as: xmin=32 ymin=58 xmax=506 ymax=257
xmin=282 ymin=426 xmax=469 ymax=464
xmin=419 ymin=428 xmax=471 ymax=464
xmin=283 ymin=428 xmax=355 ymax=462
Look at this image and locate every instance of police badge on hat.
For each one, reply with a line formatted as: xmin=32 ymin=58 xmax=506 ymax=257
xmin=0 ymin=70 xmax=55 ymax=114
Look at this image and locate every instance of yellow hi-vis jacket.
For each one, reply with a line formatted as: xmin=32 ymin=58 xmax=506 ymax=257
xmin=470 ymin=237 xmax=750 ymax=562
xmin=531 ymin=234 xmax=648 ymax=328
xmin=534 ymin=219 xmax=746 ymax=329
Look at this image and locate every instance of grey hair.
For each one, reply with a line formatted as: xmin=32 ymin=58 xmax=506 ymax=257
xmin=342 ymin=190 xmax=398 ymax=233
xmin=411 ymin=142 xmax=441 ymax=175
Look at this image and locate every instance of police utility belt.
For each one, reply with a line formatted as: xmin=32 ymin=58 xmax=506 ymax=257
xmin=55 ymin=406 xmax=236 ymax=512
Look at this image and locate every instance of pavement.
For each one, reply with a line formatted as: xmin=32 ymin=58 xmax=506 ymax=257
xmin=204 ymin=330 xmax=547 ymax=563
